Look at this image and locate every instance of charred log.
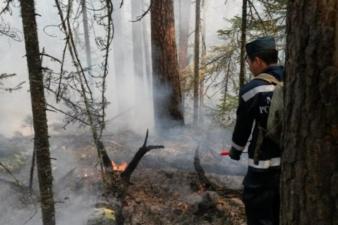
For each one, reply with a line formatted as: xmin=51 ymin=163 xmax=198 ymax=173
xmin=121 ymin=129 xmax=164 ymax=183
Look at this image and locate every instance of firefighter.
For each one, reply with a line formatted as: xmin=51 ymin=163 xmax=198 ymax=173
xmin=229 ymin=36 xmax=283 ymax=225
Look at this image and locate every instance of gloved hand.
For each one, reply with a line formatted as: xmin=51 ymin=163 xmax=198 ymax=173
xmin=229 ymin=147 xmax=241 ymax=161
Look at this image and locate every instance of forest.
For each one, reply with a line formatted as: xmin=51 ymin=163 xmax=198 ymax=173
xmin=0 ymin=0 xmax=337 ymax=225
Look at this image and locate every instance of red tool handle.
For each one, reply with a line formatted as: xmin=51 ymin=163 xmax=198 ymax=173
xmin=220 ymin=149 xmax=230 ymax=156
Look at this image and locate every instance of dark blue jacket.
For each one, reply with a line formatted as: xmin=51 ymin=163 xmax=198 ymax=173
xmin=231 ymin=65 xmax=284 ymax=188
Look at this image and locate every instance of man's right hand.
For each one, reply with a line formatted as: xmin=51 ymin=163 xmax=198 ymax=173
xmin=229 ymin=147 xmax=241 ymax=160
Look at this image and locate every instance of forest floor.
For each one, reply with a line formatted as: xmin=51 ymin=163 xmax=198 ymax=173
xmin=0 ymin=128 xmax=247 ymax=225
xmin=122 ymin=168 xmax=246 ymax=225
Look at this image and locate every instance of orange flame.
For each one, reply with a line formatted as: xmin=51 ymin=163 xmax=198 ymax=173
xmin=111 ymin=161 xmax=128 ymax=172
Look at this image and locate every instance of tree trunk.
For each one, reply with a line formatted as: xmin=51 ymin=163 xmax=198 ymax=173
xmin=178 ymin=0 xmax=191 ymax=70
xmin=19 ymin=1 xmax=56 ymax=225
xmin=151 ymin=0 xmax=184 ymax=127
xmin=281 ymin=1 xmax=338 ymax=225
xmin=199 ymin=0 xmax=207 ymax=124
xmin=81 ymin=0 xmax=92 ymax=75
xmin=239 ymin=0 xmax=247 ymax=89
xmin=193 ymin=0 xmax=201 ymax=125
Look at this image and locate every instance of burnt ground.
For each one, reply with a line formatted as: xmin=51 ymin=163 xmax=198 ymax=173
xmin=123 ymin=169 xmax=245 ymax=225
xmin=0 ymin=129 xmax=247 ymax=225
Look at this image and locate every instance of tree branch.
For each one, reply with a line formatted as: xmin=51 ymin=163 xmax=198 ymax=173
xmin=131 ymin=0 xmax=152 ymax=22
xmin=121 ymin=129 xmax=164 ymax=183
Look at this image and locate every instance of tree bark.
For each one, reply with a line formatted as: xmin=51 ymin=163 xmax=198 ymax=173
xmin=239 ymin=0 xmax=247 ymax=89
xmin=151 ymin=0 xmax=184 ymax=127
xmin=281 ymin=1 xmax=338 ymax=225
xmin=193 ymin=0 xmax=201 ymax=125
xmin=20 ymin=1 xmax=56 ymax=224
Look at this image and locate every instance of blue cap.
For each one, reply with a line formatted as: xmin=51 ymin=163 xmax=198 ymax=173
xmin=246 ymin=36 xmax=276 ymax=58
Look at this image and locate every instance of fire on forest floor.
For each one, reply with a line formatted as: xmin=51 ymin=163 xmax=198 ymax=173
xmin=0 ymin=131 xmax=246 ymax=225
xmin=66 ymin=132 xmax=246 ymax=225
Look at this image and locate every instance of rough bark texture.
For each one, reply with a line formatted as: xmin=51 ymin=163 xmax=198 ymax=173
xmin=151 ymin=0 xmax=184 ymax=126
xmin=239 ymin=0 xmax=247 ymax=89
xmin=20 ymin=1 xmax=56 ymax=225
xmin=281 ymin=1 xmax=338 ymax=225
xmin=193 ymin=0 xmax=201 ymax=125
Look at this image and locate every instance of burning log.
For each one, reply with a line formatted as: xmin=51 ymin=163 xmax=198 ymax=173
xmin=121 ymin=129 xmax=164 ymax=183
xmin=193 ymin=147 xmax=242 ymax=198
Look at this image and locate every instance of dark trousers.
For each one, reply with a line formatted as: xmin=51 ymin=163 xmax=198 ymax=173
xmin=242 ymin=187 xmax=280 ymax=225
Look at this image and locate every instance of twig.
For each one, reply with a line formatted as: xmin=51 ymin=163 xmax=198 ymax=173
xmin=0 ymin=161 xmax=22 ymax=186
xmin=131 ymin=0 xmax=152 ymax=22
xmin=0 ymin=73 xmax=16 ymax=79
xmin=247 ymin=0 xmax=268 ymax=35
xmin=46 ymin=103 xmax=90 ymax=126
xmin=40 ymin=52 xmax=62 ymax=64
xmin=22 ymin=206 xmax=38 ymax=225
xmin=0 ymin=0 xmax=13 ymax=15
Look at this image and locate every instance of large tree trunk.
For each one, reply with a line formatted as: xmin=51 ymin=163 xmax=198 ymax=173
xmin=193 ymin=0 xmax=201 ymax=125
xmin=151 ymin=0 xmax=184 ymax=127
xmin=239 ymin=0 xmax=247 ymax=89
xmin=20 ymin=1 xmax=56 ymax=225
xmin=281 ymin=1 xmax=338 ymax=225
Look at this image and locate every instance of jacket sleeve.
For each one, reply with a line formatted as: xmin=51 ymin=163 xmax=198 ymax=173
xmin=231 ymin=90 xmax=256 ymax=154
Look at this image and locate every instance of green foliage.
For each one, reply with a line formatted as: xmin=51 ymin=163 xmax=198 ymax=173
xmin=213 ymin=93 xmax=238 ymax=127
xmin=247 ymin=0 xmax=287 ymax=41
xmin=203 ymin=0 xmax=287 ymax=125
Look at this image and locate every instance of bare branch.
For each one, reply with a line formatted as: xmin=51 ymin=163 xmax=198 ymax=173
xmin=0 ymin=161 xmax=22 ymax=186
xmin=0 ymin=0 xmax=14 ymax=15
xmin=0 ymin=73 xmax=15 ymax=79
xmin=247 ymin=0 xmax=268 ymax=35
xmin=121 ymin=130 xmax=164 ymax=183
xmin=46 ymin=103 xmax=90 ymax=126
xmin=131 ymin=0 xmax=152 ymax=22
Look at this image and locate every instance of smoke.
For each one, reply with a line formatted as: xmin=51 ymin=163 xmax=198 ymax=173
xmin=0 ymin=1 xmax=247 ymax=224
xmin=0 ymin=0 xmax=241 ymax=138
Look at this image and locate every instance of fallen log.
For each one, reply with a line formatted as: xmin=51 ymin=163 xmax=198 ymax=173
xmin=193 ymin=147 xmax=242 ymax=198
